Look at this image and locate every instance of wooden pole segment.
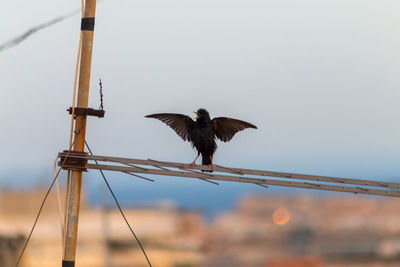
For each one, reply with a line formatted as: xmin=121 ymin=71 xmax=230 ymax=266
xmin=62 ymin=0 xmax=97 ymax=266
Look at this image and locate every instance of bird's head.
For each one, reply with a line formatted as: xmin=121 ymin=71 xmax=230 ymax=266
xmin=194 ymin=108 xmax=210 ymax=121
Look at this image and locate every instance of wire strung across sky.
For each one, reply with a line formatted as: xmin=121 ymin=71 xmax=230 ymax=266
xmin=0 ymin=1 xmax=105 ymax=53
xmin=0 ymin=10 xmax=79 ymax=53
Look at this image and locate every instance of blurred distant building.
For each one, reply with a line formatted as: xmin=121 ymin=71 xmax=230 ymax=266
xmin=3 ymin=189 xmax=400 ymax=266
xmin=266 ymin=256 xmax=323 ymax=267
xmin=0 ymin=189 xmax=206 ymax=267
xmin=0 ymin=234 xmax=25 ymax=267
xmin=205 ymin=194 xmax=400 ymax=267
xmin=0 ymin=188 xmax=88 ymax=216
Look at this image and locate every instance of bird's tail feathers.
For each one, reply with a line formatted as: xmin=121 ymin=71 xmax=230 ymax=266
xmin=201 ymin=154 xmax=213 ymax=172
xmin=202 ymin=155 xmax=211 ymax=165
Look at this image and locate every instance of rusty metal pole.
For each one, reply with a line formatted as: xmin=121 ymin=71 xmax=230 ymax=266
xmin=62 ymin=0 xmax=97 ymax=266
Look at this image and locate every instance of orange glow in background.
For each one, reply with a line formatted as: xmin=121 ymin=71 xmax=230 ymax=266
xmin=272 ymin=207 xmax=290 ymax=225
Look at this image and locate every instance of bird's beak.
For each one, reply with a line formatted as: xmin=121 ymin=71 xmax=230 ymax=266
xmin=194 ymin=111 xmax=198 ymax=120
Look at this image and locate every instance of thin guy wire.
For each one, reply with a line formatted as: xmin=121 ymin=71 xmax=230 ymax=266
xmin=84 ymin=141 xmax=152 ymax=267
xmin=15 ymin=117 xmax=86 ymax=265
xmin=15 ymin=142 xmax=77 ymax=266
xmin=15 ymin=168 xmax=62 ymax=266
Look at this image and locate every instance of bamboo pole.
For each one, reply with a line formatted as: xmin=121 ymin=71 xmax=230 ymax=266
xmin=62 ymin=0 xmax=97 ymax=266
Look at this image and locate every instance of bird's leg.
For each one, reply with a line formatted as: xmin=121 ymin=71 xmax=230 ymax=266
xmin=209 ymin=156 xmax=214 ymax=172
xmin=190 ymin=152 xmax=200 ymax=167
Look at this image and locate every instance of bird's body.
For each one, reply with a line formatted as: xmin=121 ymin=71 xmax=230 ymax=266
xmin=189 ymin=111 xmax=217 ymax=165
xmin=146 ymin=109 xmax=257 ymax=171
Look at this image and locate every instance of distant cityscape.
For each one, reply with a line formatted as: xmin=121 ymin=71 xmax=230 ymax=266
xmin=2 ymin=189 xmax=400 ymax=266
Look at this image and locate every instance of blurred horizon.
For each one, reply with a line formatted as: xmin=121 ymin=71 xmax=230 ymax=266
xmin=1 ymin=167 xmax=399 ymax=221
xmin=3 ymin=188 xmax=400 ymax=266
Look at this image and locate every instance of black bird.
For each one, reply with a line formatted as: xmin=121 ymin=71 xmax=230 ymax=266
xmin=145 ymin=109 xmax=257 ymax=171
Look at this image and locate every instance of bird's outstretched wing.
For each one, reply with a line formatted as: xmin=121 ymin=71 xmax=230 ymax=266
xmin=212 ymin=117 xmax=257 ymax=142
xmin=145 ymin=113 xmax=194 ymax=141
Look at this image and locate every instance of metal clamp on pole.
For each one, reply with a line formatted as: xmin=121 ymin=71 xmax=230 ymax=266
xmin=62 ymin=260 xmax=75 ymax=267
xmin=81 ymin=17 xmax=95 ymax=31
xmin=58 ymin=150 xmax=88 ymax=171
xmin=67 ymin=107 xmax=105 ymax=118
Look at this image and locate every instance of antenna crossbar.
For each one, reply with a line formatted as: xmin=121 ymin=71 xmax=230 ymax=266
xmin=58 ymin=152 xmax=400 ymax=198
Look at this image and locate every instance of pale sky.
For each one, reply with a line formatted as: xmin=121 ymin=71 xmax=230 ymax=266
xmin=1 ymin=0 xmax=400 ymax=188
